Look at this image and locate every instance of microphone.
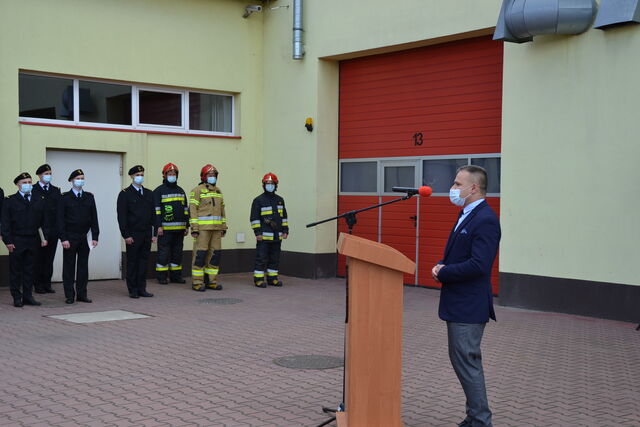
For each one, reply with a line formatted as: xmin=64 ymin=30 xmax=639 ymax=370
xmin=391 ymin=186 xmax=433 ymax=197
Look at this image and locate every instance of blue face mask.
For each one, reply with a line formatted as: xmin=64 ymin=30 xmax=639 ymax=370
xmin=207 ymin=176 xmax=217 ymax=185
xmin=449 ymin=187 xmax=471 ymax=207
xmin=74 ymin=179 xmax=85 ymax=188
xmin=133 ymin=175 xmax=144 ymax=185
xmin=42 ymin=175 xmax=52 ymax=184
xmin=265 ymin=184 xmax=276 ymax=193
xmin=21 ymin=184 xmax=33 ymax=194
xmin=167 ymin=175 xmax=177 ymax=184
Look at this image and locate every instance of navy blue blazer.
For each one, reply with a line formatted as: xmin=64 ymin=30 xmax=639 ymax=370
xmin=437 ymin=200 xmax=501 ymax=323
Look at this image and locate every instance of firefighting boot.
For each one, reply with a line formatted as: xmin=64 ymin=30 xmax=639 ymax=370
xmin=267 ymin=272 xmax=283 ymax=287
xmin=156 ymin=266 xmax=169 ymax=285
xmin=254 ymin=280 xmax=266 ymax=288
xmin=205 ymin=278 xmax=223 ymax=290
xmin=169 ymin=264 xmax=186 ymax=284
xmin=192 ymin=283 xmax=205 ymax=292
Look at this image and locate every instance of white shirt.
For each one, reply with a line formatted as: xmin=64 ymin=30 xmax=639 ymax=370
xmin=18 ymin=191 xmax=30 ymax=201
xmin=72 ymin=188 xmax=83 ymax=197
xmin=39 ymin=182 xmax=49 ymax=191
xmin=131 ymin=183 xmax=143 ymax=195
xmin=454 ymin=198 xmax=485 ymax=231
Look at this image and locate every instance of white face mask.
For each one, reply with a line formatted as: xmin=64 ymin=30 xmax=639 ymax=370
xmin=74 ymin=179 xmax=85 ymax=188
xmin=133 ymin=175 xmax=144 ymax=185
xmin=42 ymin=175 xmax=52 ymax=183
xmin=166 ymin=175 xmax=177 ymax=183
xmin=449 ymin=186 xmax=471 ymax=207
xmin=207 ymin=176 xmax=217 ymax=185
xmin=265 ymin=184 xmax=275 ymax=193
xmin=21 ymin=183 xmax=33 ymax=194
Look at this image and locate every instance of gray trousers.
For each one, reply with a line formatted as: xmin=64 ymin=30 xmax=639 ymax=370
xmin=447 ymin=322 xmax=492 ymax=427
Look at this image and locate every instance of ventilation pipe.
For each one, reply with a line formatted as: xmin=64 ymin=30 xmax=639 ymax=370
xmin=293 ymin=0 xmax=304 ymax=59
xmin=494 ymin=0 xmax=598 ymax=43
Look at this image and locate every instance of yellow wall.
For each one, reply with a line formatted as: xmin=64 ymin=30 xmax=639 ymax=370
xmin=0 ymin=0 xmax=265 ymax=255
xmin=500 ymin=28 xmax=640 ymax=286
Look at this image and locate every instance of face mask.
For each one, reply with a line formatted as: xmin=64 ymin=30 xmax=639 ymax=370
xmin=42 ymin=175 xmax=52 ymax=184
xmin=265 ymin=184 xmax=276 ymax=193
xmin=74 ymin=179 xmax=85 ymax=188
xmin=21 ymin=184 xmax=32 ymax=194
xmin=133 ymin=176 xmax=144 ymax=185
xmin=207 ymin=176 xmax=217 ymax=185
xmin=166 ymin=175 xmax=177 ymax=184
xmin=449 ymin=187 xmax=471 ymax=207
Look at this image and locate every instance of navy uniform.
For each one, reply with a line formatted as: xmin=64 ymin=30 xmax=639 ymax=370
xmin=250 ymin=172 xmax=289 ymax=288
xmin=1 ymin=173 xmax=49 ymax=307
xmin=32 ymin=163 xmax=61 ymax=294
xmin=153 ymin=163 xmax=189 ymax=284
xmin=58 ymin=169 xmax=99 ymax=304
xmin=117 ymin=165 xmax=155 ymax=298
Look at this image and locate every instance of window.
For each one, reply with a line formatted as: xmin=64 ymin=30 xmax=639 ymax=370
xmin=19 ymin=74 xmax=73 ymax=121
xmin=340 ymin=162 xmax=377 ymax=193
xmin=422 ymin=159 xmax=468 ymax=193
xmin=384 ymin=166 xmax=415 ymax=192
xmin=79 ymin=80 xmax=132 ymax=125
xmin=471 ymin=157 xmax=501 ymax=193
xmin=19 ymin=72 xmax=235 ymax=136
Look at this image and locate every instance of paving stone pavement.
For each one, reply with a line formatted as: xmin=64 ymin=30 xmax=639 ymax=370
xmin=0 ymin=273 xmax=638 ymax=427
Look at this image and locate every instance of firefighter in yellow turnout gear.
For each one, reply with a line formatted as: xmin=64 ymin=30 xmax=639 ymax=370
xmin=189 ymin=164 xmax=227 ymax=291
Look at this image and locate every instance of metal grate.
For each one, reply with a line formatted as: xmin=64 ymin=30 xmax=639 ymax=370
xmin=198 ymin=298 xmax=243 ymax=305
xmin=273 ymin=355 xmax=344 ymax=370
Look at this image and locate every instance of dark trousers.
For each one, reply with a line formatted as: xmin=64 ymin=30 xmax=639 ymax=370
xmin=125 ymin=231 xmax=151 ymax=295
xmin=447 ymin=322 xmax=492 ymax=427
xmin=62 ymin=237 xmax=90 ymax=300
xmin=253 ymin=241 xmax=281 ymax=282
xmin=8 ymin=236 xmax=38 ymax=300
xmin=35 ymin=235 xmax=58 ymax=292
xmin=156 ymin=232 xmax=184 ymax=280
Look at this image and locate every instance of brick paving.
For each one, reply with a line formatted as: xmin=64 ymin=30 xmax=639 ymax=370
xmin=0 ymin=274 xmax=638 ymax=427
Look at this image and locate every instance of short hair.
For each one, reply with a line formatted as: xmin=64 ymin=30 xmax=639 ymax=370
xmin=456 ymin=165 xmax=488 ymax=194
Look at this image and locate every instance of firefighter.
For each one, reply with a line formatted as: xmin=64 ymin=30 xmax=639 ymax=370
xmin=1 ymin=173 xmax=50 ymax=307
xmin=250 ymin=173 xmax=289 ymax=288
xmin=32 ymin=164 xmax=61 ymax=294
xmin=153 ymin=163 xmax=189 ymax=284
xmin=189 ymin=164 xmax=227 ymax=291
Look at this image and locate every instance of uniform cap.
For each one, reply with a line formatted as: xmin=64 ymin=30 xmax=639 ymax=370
xmin=262 ymin=172 xmax=278 ymax=184
xmin=128 ymin=165 xmax=144 ymax=175
xmin=14 ymin=172 xmax=31 ymax=184
xmin=36 ymin=164 xmax=51 ymax=175
xmin=68 ymin=169 xmax=84 ymax=181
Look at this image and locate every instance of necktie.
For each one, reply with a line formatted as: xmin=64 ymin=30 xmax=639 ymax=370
xmin=77 ymin=192 xmax=81 ymax=200
xmin=24 ymin=194 xmax=30 ymax=203
xmin=139 ymin=188 xmax=143 ymax=196
xmin=44 ymin=185 xmax=48 ymax=192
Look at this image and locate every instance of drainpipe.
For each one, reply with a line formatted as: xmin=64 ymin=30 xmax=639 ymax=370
xmin=293 ymin=0 xmax=304 ymax=59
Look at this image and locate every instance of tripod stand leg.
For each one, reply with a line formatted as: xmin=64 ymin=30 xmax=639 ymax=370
xmin=316 ymin=416 xmax=336 ymax=427
xmin=636 ymin=323 xmax=639 ymax=331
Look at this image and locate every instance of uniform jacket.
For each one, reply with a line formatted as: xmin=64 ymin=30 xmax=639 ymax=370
xmin=117 ymin=185 xmax=155 ymax=238
xmin=437 ymin=200 xmax=501 ymax=324
xmin=188 ymin=183 xmax=227 ymax=233
xmin=0 ymin=187 xmax=4 ymax=231
xmin=57 ymin=190 xmax=99 ymax=241
xmin=1 ymin=191 xmax=49 ymax=244
xmin=250 ymin=192 xmax=289 ymax=241
xmin=153 ymin=180 xmax=189 ymax=232
xmin=32 ymin=182 xmax=61 ymax=237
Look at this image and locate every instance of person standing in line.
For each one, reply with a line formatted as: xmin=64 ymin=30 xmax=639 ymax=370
xmin=117 ymin=165 xmax=156 ymax=299
xmin=189 ymin=164 xmax=227 ymax=291
xmin=32 ymin=164 xmax=61 ymax=294
xmin=1 ymin=173 xmax=49 ymax=307
xmin=153 ymin=163 xmax=188 ymax=284
xmin=250 ymin=173 xmax=289 ymax=288
xmin=58 ymin=169 xmax=99 ymax=304
xmin=432 ymin=165 xmax=501 ymax=427
xmin=0 ymin=185 xmax=4 ymax=243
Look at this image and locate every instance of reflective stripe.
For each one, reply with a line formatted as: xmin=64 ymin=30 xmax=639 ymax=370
xmin=156 ymin=264 xmax=169 ymax=271
xmin=260 ymin=206 xmax=273 ymax=215
xmin=190 ymin=199 xmax=200 ymax=205
xmin=278 ymin=205 xmax=284 ymax=215
xmin=155 ymin=207 xmax=161 ymax=212
xmin=170 ymin=264 xmax=182 ymax=271
xmin=163 ymin=225 xmax=186 ymax=230
xmin=282 ymin=218 xmax=288 ymax=226
xmin=254 ymin=270 xmax=265 ymax=277
xmin=205 ymin=268 xmax=218 ymax=275
xmin=262 ymin=232 xmax=274 ymax=241
xmin=200 ymin=192 xmax=222 ymax=199
xmin=267 ymin=269 xmax=278 ymax=276
xmin=192 ymin=270 xmax=204 ymax=276
xmin=189 ymin=218 xmax=198 ymax=224
xmin=251 ymin=220 xmax=260 ymax=228
xmin=161 ymin=197 xmax=185 ymax=203
xmin=196 ymin=215 xmax=223 ymax=225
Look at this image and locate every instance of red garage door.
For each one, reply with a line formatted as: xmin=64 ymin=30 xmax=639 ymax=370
xmin=338 ymin=36 xmax=503 ymax=294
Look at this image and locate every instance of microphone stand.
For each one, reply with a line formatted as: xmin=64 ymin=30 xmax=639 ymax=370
xmin=306 ymin=193 xmax=414 ymax=427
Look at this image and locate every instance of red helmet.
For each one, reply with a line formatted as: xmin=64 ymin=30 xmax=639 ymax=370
xmin=262 ymin=172 xmax=278 ymax=184
xmin=162 ymin=163 xmax=178 ymax=176
xmin=200 ymin=164 xmax=218 ymax=181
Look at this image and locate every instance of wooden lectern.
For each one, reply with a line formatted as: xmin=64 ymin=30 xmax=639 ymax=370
xmin=335 ymin=233 xmax=415 ymax=427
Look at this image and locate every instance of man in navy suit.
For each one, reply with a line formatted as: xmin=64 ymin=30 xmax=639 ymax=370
xmin=432 ymin=165 xmax=501 ymax=427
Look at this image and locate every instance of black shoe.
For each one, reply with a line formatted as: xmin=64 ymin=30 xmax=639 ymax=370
xmin=65 ymin=298 xmax=75 ymax=304
xmin=77 ymin=297 xmax=92 ymax=303
xmin=34 ymin=289 xmax=47 ymax=294
xmin=138 ymin=291 xmax=154 ymax=297
xmin=269 ymin=280 xmax=283 ymax=287
xmin=23 ymin=297 xmax=42 ymax=306
xmin=158 ymin=278 xmax=168 ymax=285
xmin=13 ymin=299 xmax=23 ymax=308
xmin=170 ymin=277 xmax=186 ymax=284
xmin=129 ymin=292 xmax=139 ymax=299
xmin=254 ymin=281 xmax=267 ymax=288
xmin=45 ymin=288 xmax=56 ymax=294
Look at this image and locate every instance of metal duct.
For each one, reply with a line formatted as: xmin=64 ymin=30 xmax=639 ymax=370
xmin=494 ymin=0 xmax=598 ymax=43
xmin=593 ymin=0 xmax=640 ymax=29
xmin=293 ymin=0 xmax=304 ymax=59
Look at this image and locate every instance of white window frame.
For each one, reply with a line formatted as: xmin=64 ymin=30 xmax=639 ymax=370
xmin=339 ymin=153 xmax=501 ymax=197
xmin=18 ymin=72 xmax=236 ymax=137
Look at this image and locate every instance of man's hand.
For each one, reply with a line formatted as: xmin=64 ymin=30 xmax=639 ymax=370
xmin=125 ymin=237 xmax=134 ymax=245
xmin=62 ymin=240 xmax=71 ymax=249
xmin=152 ymin=236 xmax=157 ymax=244
xmin=157 ymin=227 xmax=164 ymax=237
xmin=431 ymin=264 xmax=445 ymax=283
xmin=221 ymin=230 xmax=226 ymax=237
xmin=41 ymin=240 xmax=48 ymax=247
xmin=183 ymin=229 xmax=189 ymax=236
xmin=91 ymin=240 xmax=98 ymax=248
xmin=6 ymin=243 xmax=15 ymax=253
xmin=256 ymin=235 xmax=263 ymax=241
xmin=191 ymin=232 xmax=199 ymax=239
xmin=282 ymin=233 xmax=288 ymax=240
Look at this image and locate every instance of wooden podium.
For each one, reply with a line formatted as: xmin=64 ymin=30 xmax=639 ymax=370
xmin=335 ymin=233 xmax=415 ymax=427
